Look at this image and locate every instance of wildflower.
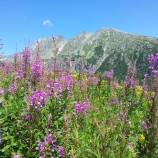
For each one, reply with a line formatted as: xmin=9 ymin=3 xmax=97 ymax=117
xmin=0 ymin=88 xmax=4 ymax=94
xmin=128 ymin=142 xmax=134 ymax=147
xmin=8 ymin=84 xmax=16 ymax=94
xmin=113 ymin=80 xmax=118 ymax=87
xmin=139 ymin=134 xmax=145 ymax=143
xmin=148 ymin=100 xmax=153 ymax=107
xmin=45 ymin=81 xmax=54 ymax=98
xmin=117 ymin=113 xmax=127 ymax=120
xmin=15 ymin=70 xmax=24 ymax=79
xmin=74 ymin=101 xmax=88 ymax=114
xmin=12 ymin=155 xmax=20 ymax=158
xmin=22 ymin=49 xmax=30 ymax=58
xmin=31 ymin=61 xmax=43 ymax=78
xmin=58 ymin=146 xmax=65 ymax=157
xmin=144 ymin=73 xmax=149 ymax=78
xmin=28 ymin=90 xmax=47 ymax=109
xmin=112 ymin=97 xmax=119 ymax=104
xmin=36 ymin=134 xmax=57 ymax=157
xmin=141 ymin=121 xmax=147 ymax=129
xmin=60 ymin=72 xmax=73 ymax=90
xmin=106 ymin=70 xmax=113 ymax=79
xmin=148 ymin=54 xmax=154 ymax=64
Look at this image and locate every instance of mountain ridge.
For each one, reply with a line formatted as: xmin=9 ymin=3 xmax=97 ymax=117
xmin=2 ymin=28 xmax=158 ymax=81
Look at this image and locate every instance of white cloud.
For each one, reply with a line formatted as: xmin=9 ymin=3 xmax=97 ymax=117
xmin=42 ymin=19 xmax=53 ymax=27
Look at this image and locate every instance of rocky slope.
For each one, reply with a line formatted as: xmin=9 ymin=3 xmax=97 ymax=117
xmin=3 ymin=28 xmax=158 ymax=81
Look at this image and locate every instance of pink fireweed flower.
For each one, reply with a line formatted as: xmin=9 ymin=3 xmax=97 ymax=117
xmin=60 ymin=73 xmax=73 ymax=90
xmin=12 ymin=155 xmax=20 ymax=158
xmin=144 ymin=73 xmax=149 ymax=78
xmin=112 ymin=97 xmax=119 ymax=104
xmin=117 ymin=113 xmax=127 ymax=121
xmin=58 ymin=146 xmax=65 ymax=157
xmin=141 ymin=121 xmax=147 ymax=129
xmin=8 ymin=84 xmax=16 ymax=94
xmin=148 ymin=54 xmax=155 ymax=65
xmin=45 ymin=81 xmax=54 ymax=98
xmin=35 ymin=134 xmax=57 ymax=157
xmin=15 ymin=70 xmax=24 ymax=79
xmin=22 ymin=49 xmax=30 ymax=58
xmin=106 ymin=70 xmax=113 ymax=79
xmin=74 ymin=101 xmax=88 ymax=114
xmin=113 ymin=80 xmax=118 ymax=87
xmin=0 ymin=88 xmax=4 ymax=94
xmin=53 ymin=79 xmax=63 ymax=98
xmin=31 ymin=61 xmax=43 ymax=78
xmin=28 ymin=90 xmax=47 ymax=109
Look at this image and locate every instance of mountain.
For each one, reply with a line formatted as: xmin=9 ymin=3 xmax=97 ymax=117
xmin=3 ymin=28 xmax=158 ymax=81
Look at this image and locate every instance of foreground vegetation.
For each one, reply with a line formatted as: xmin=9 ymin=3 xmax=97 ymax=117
xmin=0 ymin=50 xmax=158 ymax=158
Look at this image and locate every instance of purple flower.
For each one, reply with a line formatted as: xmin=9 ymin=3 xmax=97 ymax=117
xmin=106 ymin=70 xmax=113 ymax=79
xmin=58 ymin=146 xmax=65 ymax=157
xmin=74 ymin=101 xmax=88 ymax=114
xmin=8 ymin=84 xmax=16 ymax=94
xmin=141 ymin=121 xmax=147 ymax=129
xmin=148 ymin=54 xmax=155 ymax=64
xmin=112 ymin=97 xmax=119 ymax=104
xmin=28 ymin=90 xmax=47 ymax=109
xmin=22 ymin=49 xmax=30 ymax=58
xmin=31 ymin=61 xmax=43 ymax=78
xmin=60 ymin=73 xmax=74 ymax=90
xmin=15 ymin=70 xmax=24 ymax=79
xmin=128 ymin=142 xmax=134 ymax=147
xmin=117 ymin=113 xmax=127 ymax=120
xmin=155 ymin=53 xmax=158 ymax=63
xmin=36 ymin=134 xmax=57 ymax=157
xmin=0 ymin=88 xmax=4 ymax=94
xmin=144 ymin=73 xmax=149 ymax=78
xmin=152 ymin=69 xmax=158 ymax=74
xmin=113 ymin=80 xmax=118 ymax=87
xmin=12 ymin=155 xmax=20 ymax=158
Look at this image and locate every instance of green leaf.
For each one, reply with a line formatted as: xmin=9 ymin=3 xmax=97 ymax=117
xmin=1 ymin=145 xmax=11 ymax=152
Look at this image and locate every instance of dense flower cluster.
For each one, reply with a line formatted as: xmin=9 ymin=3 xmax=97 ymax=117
xmin=15 ymin=70 xmax=24 ymax=79
xmin=8 ymin=84 xmax=16 ymax=94
xmin=106 ymin=70 xmax=113 ymax=79
xmin=31 ymin=61 xmax=43 ymax=79
xmin=60 ymin=72 xmax=74 ymax=90
xmin=58 ymin=146 xmax=65 ymax=157
xmin=112 ymin=97 xmax=119 ymax=104
xmin=88 ymin=68 xmax=100 ymax=85
xmin=148 ymin=53 xmax=158 ymax=74
xmin=74 ymin=101 xmax=88 ymax=114
xmin=22 ymin=49 xmax=30 ymax=58
xmin=28 ymin=90 xmax=47 ymax=109
xmin=53 ymin=79 xmax=63 ymax=98
xmin=45 ymin=81 xmax=54 ymax=98
xmin=124 ymin=66 xmax=138 ymax=86
xmin=36 ymin=134 xmax=65 ymax=158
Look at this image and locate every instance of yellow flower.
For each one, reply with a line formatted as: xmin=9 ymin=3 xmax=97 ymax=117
xmin=139 ymin=134 xmax=145 ymax=143
xmin=136 ymin=86 xmax=142 ymax=95
xmin=149 ymin=100 xmax=153 ymax=107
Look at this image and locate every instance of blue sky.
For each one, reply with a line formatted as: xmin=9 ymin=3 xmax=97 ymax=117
xmin=0 ymin=0 xmax=158 ymax=55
